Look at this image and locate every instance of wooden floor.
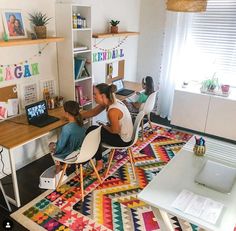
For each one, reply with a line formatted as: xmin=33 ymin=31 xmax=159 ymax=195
xmin=0 ymin=114 xmax=170 ymax=231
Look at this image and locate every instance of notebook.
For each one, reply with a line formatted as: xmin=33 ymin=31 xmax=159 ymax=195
xmin=25 ymin=100 xmax=59 ymax=127
xmin=195 ymin=160 xmax=236 ymax=193
xmin=112 ymin=79 xmax=135 ymax=96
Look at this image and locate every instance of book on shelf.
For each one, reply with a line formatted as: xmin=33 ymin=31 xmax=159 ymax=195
xmin=84 ymin=65 xmax=90 ymax=77
xmin=80 ymin=65 xmax=90 ymax=78
xmin=74 ymin=56 xmax=86 ymax=80
xmin=75 ymin=85 xmax=87 ymax=106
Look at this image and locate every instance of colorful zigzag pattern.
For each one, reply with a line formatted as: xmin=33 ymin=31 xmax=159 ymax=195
xmin=22 ymin=124 xmax=200 ymax=231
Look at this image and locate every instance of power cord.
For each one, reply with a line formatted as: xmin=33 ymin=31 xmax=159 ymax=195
xmin=0 ymin=147 xmax=11 ymax=179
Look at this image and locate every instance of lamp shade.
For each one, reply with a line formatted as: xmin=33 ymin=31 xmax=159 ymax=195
xmin=166 ymin=0 xmax=207 ymax=12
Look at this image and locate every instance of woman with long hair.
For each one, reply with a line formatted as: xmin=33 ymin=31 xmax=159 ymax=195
xmin=81 ymin=83 xmax=133 ymax=171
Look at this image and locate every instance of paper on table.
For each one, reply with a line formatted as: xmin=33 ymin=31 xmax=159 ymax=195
xmin=171 ymin=189 xmax=194 ymax=211
xmin=199 ymin=198 xmax=224 ymax=224
xmin=185 ymin=194 xmax=208 ymax=217
xmin=172 ymin=189 xmax=224 ymax=224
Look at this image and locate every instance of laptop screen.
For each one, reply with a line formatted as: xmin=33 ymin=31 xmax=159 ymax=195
xmin=112 ymin=79 xmax=124 ymax=92
xmin=25 ymin=100 xmax=48 ymax=122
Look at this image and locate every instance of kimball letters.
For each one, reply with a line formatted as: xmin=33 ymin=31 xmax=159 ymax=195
xmin=93 ymin=49 xmax=124 ymax=62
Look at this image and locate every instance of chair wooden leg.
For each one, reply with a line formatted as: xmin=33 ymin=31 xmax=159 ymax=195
xmin=90 ymin=160 xmax=102 ymax=183
xmin=141 ymin=118 xmax=144 ymax=141
xmin=56 ymin=163 xmax=67 ymax=190
xmin=148 ymin=114 xmax=153 ymax=132
xmin=80 ymin=164 xmax=84 ymax=202
xmin=128 ymin=148 xmax=136 ymax=180
xmin=105 ymin=149 xmax=116 ymax=178
xmin=75 ymin=164 xmax=79 ymax=175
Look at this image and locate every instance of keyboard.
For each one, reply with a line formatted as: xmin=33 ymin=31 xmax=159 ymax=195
xmin=116 ymin=89 xmax=135 ymax=96
xmin=30 ymin=115 xmax=59 ymax=127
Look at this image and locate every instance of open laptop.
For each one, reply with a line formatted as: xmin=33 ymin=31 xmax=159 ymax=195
xmin=112 ymin=79 xmax=135 ymax=96
xmin=195 ymin=160 xmax=236 ymax=193
xmin=25 ymin=100 xmax=59 ymax=127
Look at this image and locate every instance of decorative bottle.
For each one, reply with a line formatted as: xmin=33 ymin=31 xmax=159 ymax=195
xmin=77 ymin=13 xmax=82 ymax=28
xmin=73 ymin=13 xmax=77 ymax=29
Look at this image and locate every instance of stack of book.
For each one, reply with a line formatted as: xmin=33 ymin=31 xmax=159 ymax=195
xmin=74 ymin=56 xmax=90 ymax=80
xmin=75 ymin=85 xmax=91 ymax=106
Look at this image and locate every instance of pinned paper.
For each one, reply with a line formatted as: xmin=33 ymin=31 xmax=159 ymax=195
xmin=0 ymin=102 xmax=8 ymax=119
xmin=7 ymin=98 xmax=19 ymax=116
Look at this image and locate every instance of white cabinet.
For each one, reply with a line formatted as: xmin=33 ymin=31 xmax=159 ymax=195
xmin=55 ymin=3 xmax=92 ymax=111
xmin=171 ymin=88 xmax=236 ymax=141
xmin=171 ymin=89 xmax=210 ymax=132
xmin=205 ymin=97 xmax=236 ymax=140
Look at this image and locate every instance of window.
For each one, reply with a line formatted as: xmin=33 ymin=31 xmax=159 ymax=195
xmin=183 ymin=0 xmax=236 ymax=86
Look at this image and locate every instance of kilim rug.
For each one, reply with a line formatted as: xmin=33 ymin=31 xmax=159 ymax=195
xmin=11 ymin=123 xmax=199 ymax=231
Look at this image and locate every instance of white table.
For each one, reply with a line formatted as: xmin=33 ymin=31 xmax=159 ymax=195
xmin=138 ymin=136 xmax=236 ymax=231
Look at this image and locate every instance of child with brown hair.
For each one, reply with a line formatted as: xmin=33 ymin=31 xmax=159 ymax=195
xmin=123 ymin=76 xmax=155 ymax=113
xmin=49 ymin=101 xmax=86 ymax=168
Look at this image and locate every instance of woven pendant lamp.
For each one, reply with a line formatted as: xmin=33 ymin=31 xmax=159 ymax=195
xmin=166 ymin=0 xmax=207 ymax=12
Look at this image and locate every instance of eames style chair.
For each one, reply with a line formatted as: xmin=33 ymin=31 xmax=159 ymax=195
xmin=102 ymin=111 xmax=145 ymax=180
xmin=53 ymin=126 xmax=102 ymax=201
xmin=139 ymin=91 xmax=157 ymax=141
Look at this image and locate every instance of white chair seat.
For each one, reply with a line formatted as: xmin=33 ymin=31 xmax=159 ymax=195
xmin=102 ymin=143 xmax=132 ymax=149
xmin=103 ymin=111 xmax=145 ymax=179
xmin=134 ymin=91 xmax=158 ymax=141
xmin=52 ymin=126 xmax=102 ymax=201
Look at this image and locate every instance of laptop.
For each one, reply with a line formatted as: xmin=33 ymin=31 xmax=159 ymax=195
xmin=112 ymin=79 xmax=135 ymax=96
xmin=25 ymin=100 xmax=59 ymax=127
xmin=195 ymin=160 xmax=236 ymax=193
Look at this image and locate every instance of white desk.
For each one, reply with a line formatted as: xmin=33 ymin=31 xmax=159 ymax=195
xmin=138 ymin=136 xmax=236 ymax=231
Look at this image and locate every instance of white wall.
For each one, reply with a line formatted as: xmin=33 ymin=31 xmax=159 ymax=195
xmin=0 ymin=0 xmax=58 ymax=178
xmin=91 ymin=0 xmax=141 ymax=83
xmin=137 ymin=0 xmax=166 ymax=87
xmin=0 ymin=0 xmax=142 ymax=178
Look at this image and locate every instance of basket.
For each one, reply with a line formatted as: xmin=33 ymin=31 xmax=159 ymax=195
xmin=35 ymin=26 xmax=47 ymax=39
xmin=39 ymin=165 xmax=67 ymax=190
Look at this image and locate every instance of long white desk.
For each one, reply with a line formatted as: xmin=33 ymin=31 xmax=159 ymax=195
xmin=138 ymin=136 xmax=236 ymax=231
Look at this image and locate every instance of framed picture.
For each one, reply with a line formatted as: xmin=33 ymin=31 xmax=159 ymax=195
xmin=2 ymin=10 xmax=27 ymax=39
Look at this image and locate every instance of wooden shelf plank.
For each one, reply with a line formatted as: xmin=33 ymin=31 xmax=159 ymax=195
xmin=0 ymin=37 xmax=64 ymax=47
xmin=92 ymin=31 xmax=139 ymax=39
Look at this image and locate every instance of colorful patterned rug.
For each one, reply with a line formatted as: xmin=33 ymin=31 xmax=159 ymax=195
xmin=12 ymin=123 xmax=198 ymax=231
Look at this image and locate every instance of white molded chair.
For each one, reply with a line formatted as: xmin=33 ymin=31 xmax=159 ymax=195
xmin=53 ymin=126 xmax=102 ymax=201
xmin=139 ymin=91 xmax=157 ymax=141
xmin=102 ymin=111 xmax=145 ymax=180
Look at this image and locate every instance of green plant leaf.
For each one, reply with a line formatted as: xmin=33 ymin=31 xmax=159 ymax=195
xmin=110 ymin=20 xmax=120 ymax=26
xmin=28 ymin=12 xmax=52 ymax=26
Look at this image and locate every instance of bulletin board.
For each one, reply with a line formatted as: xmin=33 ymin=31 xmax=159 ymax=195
xmin=106 ymin=60 xmax=125 ymax=84
xmin=0 ymin=85 xmax=18 ymax=102
xmin=0 ymin=85 xmax=18 ymax=119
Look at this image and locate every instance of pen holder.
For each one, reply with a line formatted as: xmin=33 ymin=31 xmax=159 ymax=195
xmin=193 ymin=145 xmax=206 ymax=156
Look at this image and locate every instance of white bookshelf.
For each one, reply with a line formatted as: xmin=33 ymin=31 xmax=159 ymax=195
xmin=55 ymin=3 xmax=93 ymax=113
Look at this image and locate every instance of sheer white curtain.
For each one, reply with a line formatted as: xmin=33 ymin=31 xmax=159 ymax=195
xmin=156 ymin=12 xmax=192 ymax=120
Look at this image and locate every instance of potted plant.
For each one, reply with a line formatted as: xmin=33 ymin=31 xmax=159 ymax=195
xmin=201 ymin=76 xmax=219 ymax=92
xmin=110 ymin=20 xmax=120 ymax=33
xmin=28 ymin=12 xmax=51 ymax=39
